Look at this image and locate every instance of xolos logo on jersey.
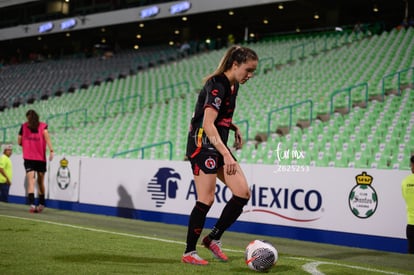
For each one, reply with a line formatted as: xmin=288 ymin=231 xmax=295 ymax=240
xmin=205 ymin=157 xmax=216 ymax=169
xmin=147 ymin=167 xmax=180 ymax=207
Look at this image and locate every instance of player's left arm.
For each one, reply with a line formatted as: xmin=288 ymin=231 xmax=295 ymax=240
xmin=230 ymin=122 xmax=243 ymax=149
xmin=43 ymin=129 xmax=54 ymax=161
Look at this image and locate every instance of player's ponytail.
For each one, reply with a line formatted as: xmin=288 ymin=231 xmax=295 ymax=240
xmin=203 ymin=45 xmax=258 ymax=83
xmin=26 ymin=109 xmax=40 ymax=131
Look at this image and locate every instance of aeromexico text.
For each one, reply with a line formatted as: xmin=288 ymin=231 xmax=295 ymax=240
xmin=185 ymin=181 xmax=322 ymax=212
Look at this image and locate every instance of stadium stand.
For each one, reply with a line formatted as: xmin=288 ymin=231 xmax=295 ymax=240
xmin=0 ymin=45 xmax=180 ymax=107
xmin=0 ymin=27 xmax=413 ymax=169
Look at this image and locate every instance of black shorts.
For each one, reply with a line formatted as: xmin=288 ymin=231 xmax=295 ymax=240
xmin=24 ymin=159 xmax=47 ymax=173
xmin=407 ymin=224 xmax=414 ymax=254
xmin=189 ymin=150 xmax=236 ymax=176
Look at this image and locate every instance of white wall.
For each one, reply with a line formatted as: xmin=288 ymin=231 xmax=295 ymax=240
xmin=9 ymin=154 xmax=408 ymax=240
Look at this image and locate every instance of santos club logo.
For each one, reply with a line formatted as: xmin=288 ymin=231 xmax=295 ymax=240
xmin=349 ymin=171 xmax=378 ymax=219
xmin=147 ymin=167 xmax=180 ymax=207
xmin=56 ymin=158 xmax=70 ymax=190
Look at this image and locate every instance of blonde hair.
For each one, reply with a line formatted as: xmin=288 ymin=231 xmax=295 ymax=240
xmin=203 ymin=45 xmax=258 ymax=83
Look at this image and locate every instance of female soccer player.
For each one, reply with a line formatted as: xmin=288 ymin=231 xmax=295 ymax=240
xmin=18 ymin=109 xmax=54 ymax=213
xmin=182 ymin=45 xmax=258 ymax=265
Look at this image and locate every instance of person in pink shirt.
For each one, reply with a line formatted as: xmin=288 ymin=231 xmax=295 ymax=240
xmin=18 ymin=109 xmax=54 ymax=213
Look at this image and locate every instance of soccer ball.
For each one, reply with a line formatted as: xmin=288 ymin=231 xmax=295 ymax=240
xmin=245 ymin=240 xmax=278 ymax=272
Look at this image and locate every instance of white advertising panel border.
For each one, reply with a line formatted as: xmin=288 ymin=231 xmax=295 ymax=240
xmin=8 ymin=155 xmax=409 ymax=253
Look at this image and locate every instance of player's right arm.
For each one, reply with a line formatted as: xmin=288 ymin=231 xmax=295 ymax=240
xmin=17 ymin=125 xmax=22 ymax=146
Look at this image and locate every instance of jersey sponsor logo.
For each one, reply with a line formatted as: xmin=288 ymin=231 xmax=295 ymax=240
xmin=147 ymin=167 xmax=180 ymax=207
xmin=205 ymin=157 xmax=216 ymax=169
xmin=211 ymin=89 xmax=219 ymax=96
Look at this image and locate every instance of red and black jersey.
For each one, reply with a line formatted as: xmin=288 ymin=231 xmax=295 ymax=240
xmin=186 ymin=73 xmax=239 ymax=159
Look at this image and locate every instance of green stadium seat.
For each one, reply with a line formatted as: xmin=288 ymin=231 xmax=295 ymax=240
xmin=0 ymin=28 xmax=413 ymax=169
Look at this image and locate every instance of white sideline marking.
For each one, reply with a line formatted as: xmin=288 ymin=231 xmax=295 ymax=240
xmin=0 ymin=214 xmax=241 ymax=253
xmin=302 ymin=262 xmax=325 ymax=275
xmin=290 ymin=257 xmax=405 ymax=275
xmin=0 ymin=214 xmax=405 ymax=274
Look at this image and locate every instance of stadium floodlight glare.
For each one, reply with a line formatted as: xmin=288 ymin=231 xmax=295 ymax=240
xmin=169 ymin=1 xmax=191 ymax=15
xmin=38 ymin=22 xmax=54 ymax=33
xmin=60 ymin=19 xmax=77 ymax=30
xmin=140 ymin=6 xmax=160 ymax=19
xmin=335 ymin=27 xmax=343 ymax=32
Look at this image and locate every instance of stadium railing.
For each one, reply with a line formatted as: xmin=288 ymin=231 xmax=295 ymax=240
xmin=112 ymin=140 xmax=173 ymax=160
xmin=267 ymin=99 xmax=313 ymax=136
xmin=103 ymin=94 xmax=143 ymax=120
xmin=381 ymin=66 xmax=414 ymax=100
xmin=329 ymin=82 xmax=369 ymax=114
xmin=155 ymin=81 xmax=190 ymax=103
xmin=46 ymin=108 xmax=88 ymax=132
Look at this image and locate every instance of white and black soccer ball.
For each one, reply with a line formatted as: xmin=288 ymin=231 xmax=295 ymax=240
xmin=245 ymin=240 xmax=278 ymax=272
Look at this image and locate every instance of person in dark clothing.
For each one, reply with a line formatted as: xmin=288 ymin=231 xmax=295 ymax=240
xmin=182 ymin=46 xmax=258 ymax=265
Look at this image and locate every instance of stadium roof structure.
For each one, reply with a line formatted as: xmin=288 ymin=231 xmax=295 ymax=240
xmin=0 ymin=0 xmax=411 ymax=59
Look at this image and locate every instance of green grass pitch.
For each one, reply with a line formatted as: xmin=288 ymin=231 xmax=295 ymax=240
xmin=0 ymin=203 xmax=413 ymax=274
